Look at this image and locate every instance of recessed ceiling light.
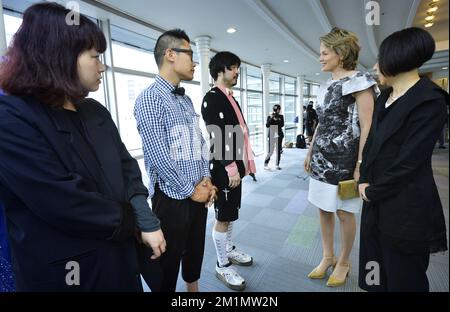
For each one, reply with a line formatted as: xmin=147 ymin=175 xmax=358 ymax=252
xmin=315 ymin=73 xmax=320 ymax=76
xmin=427 ymin=3 xmax=438 ymax=13
xmin=283 ymin=60 xmax=289 ymax=63
xmin=425 ymin=15 xmax=435 ymax=21
xmin=431 ymin=0 xmax=439 ymax=3
xmin=424 ymin=22 xmax=434 ymax=27
xmin=227 ymin=27 xmax=237 ymax=34
xmin=442 ymin=67 xmax=448 ymax=70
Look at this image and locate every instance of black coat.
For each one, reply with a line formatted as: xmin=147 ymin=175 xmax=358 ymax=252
xmin=0 ymin=96 xmax=147 ymax=291
xmin=266 ymin=114 xmax=284 ymax=140
xmin=201 ymin=87 xmax=246 ymax=190
xmin=360 ymin=78 xmax=448 ymax=252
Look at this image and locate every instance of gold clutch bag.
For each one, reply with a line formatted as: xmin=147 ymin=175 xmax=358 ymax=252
xmin=338 ymin=179 xmax=359 ymax=200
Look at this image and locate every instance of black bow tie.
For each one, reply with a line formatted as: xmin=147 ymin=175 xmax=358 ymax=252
xmin=172 ymin=86 xmax=185 ymax=96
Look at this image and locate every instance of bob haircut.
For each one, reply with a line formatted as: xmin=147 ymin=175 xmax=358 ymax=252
xmin=378 ymin=27 xmax=435 ymax=77
xmin=320 ymin=27 xmax=360 ymax=71
xmin=0 ymin=2 xmax=106 ymax=107
xmin=209 ymin=51 xmax=241 ymax=81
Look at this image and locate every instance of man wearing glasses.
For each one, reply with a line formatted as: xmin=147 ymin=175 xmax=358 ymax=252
xmin=134 ymin=29 xmax=217 ymax=292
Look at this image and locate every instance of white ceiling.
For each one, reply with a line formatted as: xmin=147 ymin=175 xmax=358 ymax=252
xmin=3 ymin=0 xmax=449 ymax=82
xmin=94 ymin=0 xmax=448 ymax=82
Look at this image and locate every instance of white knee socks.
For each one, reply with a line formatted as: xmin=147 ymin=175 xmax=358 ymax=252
xmin=213 ymin=230 xmax=229 ymax=267
xmin=226 ymin=222 xmax=234 ymax=253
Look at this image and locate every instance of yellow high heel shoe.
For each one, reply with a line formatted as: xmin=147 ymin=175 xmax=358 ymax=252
xmin=307 ymin=256 xmax=337 ymax=279
xmin=326 ymin=262 xmax=350 ymax=287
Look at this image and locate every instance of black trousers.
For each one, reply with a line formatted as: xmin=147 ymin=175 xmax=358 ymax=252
xmin=264 ymin=137 xmax=282 ymax=166
xmin=151 ymin=185 xmax=207 ymax=292
xmin=359 ymin=223 xmax=430 ymax=292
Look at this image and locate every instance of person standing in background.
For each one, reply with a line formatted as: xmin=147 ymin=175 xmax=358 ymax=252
xmin=264 ymin=104 xmax=285 ymax=170
xmin=305 ymin=101 xmax=318 ymax=143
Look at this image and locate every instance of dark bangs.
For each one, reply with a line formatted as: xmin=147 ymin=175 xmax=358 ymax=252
xmin=0 ymin=2 xmax=107 ymax=107
xmin=209 ymin=51 xmax=241 ymax=81
xmin=378 ymin=27 xmax=435 ymax=77
xmin=72 ymin=15 xmax=107 ymax=55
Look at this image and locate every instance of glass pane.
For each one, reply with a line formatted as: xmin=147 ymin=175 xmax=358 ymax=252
xmin=180 ymin=82 xmax=207 ymax=138
xmin=285 ymin=77 xmax=296 ymax=95
xmin=246 ymin=66 xmax=262 ymax=91
xmin=191 ymin=44 xmax=200 ymax=65
xmin=284 ymin=95 xmax=296 ymax=143
xmin=180 ymin=82 xmax=203 ymax=115
xmin=284 ymin=95 xmax=296 ymax=124
xmin=311 ymin=84 xmax=320 ymax=96
xmin=303 ymin=83 xmax=310 ymax=96
xmin=114 ymin=73 xmax=153 ymax=151
xmin=192 ymin=64 xmax=202 ymax=83
xmin=285 ymin=128 xmax=296 ymax=143
xmin=4 ymin=12 xmax=22 ymax=47
xmin=247 ymin=92 xmax=263 ymax=154
xmin=269 ymin=94 xmax=280 ymax=107
xmin=112 ymin=41 xmax=157 ymax=73
xmin=232 ymin=89 xmax=241 ymax=105
xmin=88 ymin=83 xmax=106 ymax=107
xmin=269 ymin=73 xmax=280 ymax=93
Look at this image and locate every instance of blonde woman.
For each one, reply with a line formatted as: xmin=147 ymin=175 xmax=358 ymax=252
xmin=304 ymin=28 xmax=379 ymax=286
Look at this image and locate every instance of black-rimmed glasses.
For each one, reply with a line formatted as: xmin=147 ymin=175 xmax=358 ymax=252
xmin=171 ymin=48 xmax=194 ymax=60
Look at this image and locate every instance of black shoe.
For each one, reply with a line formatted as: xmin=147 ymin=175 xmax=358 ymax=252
xmin=439 ymin=145 xmax=447 ymax=149
xmin=249 ymin=173 xmax=257 ymax=182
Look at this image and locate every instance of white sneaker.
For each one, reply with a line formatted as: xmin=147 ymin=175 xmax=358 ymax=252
xmin=215 ymin=263 xmax=246 ymax=291
xmin=264 ymin=165 xmax=270 ymax=170
xmin=227 ymin=247 xmax=253 ymax=266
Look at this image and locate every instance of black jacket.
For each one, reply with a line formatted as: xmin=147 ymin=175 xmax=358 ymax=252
xmin=266 ymin=113 xmax=284 ymax=139
xmin=201 ymin=87 xmax=246 ymax=189
xmin=359 ymin=78 xmax=448 ymax=252
xmin=0 ymin=96 xmax=147 ymax=291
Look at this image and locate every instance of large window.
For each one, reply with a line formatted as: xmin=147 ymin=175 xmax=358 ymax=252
xmin=284 ymin=77 xmax=297 ymax=142
xmin=245 ymin=65 xmax=263 ymax=154
xmin=269 ymin=73 xmax=280 ymax=94
xmin=246 ymin=65 xmax=262 ymax=91
xmin=247 ymin=91 xmax=264 ymax=154
xmin=303 ymin=82 xmax=320 ymax=108
xmin=111 ymin=25 xmax=157 ymax=73
xmin=285 ymin=77 xmax=296 ymax=95
xmin=180 ymin=82 xmax=203 ymax=115
xmin=284 ymin=96 xmax=296 ymax=142
xmin=114 ymin=73 xmax=153 ymax=151
xmin=3 ymin=10 xmax=22 ymax=47
xmin=112 ymin=41 xmax=157 ymax=73
xmin=269 ymin=94 xmax=281 ymax=107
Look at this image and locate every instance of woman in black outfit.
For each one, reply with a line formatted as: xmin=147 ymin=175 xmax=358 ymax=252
xmin=358 ymin=27 xmax=448 ymax=292
xmin=0 ymin=2 xmax=165 ymax=291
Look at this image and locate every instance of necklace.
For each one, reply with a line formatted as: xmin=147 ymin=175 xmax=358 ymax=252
xmin=385 ymin=92 xmax=400 ymax=108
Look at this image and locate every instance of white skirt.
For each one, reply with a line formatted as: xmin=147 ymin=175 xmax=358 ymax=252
xmin=308 ymin=178 xmax=362 ymax=213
